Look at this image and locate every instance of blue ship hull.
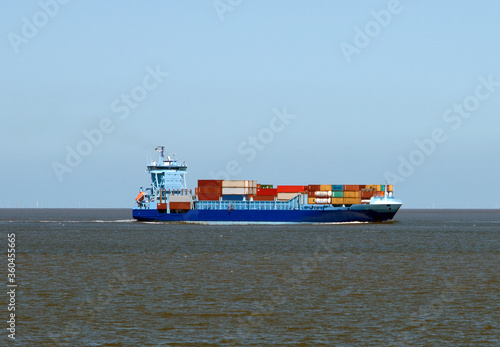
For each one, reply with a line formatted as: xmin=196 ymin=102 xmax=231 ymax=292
xmin=132 ymin=205 xmax=399 ymax=223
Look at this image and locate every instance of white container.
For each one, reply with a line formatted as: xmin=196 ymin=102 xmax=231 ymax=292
xmin=315 ymin=198 xmax=331 ymax=204
xmin=222 ymin=180 xmax=246 ymax=188
xmin=314 ymin=191 xmax=332 ymax=197
xmin=222 ymin=187 xmax=249 ymax=195
xmin=277 ymin=192 xmax=299 ymax=201
xmin=169 ymin=195 xmax=192 ymax=203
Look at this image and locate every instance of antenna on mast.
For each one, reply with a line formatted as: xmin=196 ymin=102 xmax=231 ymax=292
xmin=155 ymin=146 xmax=165 ymax=163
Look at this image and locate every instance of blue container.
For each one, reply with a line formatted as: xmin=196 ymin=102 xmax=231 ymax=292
xmin=222 ymin=195 xmax=247 ymax=201
xmin=332 ymin=185 xmax=343 ymax=191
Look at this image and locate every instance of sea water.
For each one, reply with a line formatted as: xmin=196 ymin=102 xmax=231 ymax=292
xmin=1 ymin=208 xmax=498 ymax=345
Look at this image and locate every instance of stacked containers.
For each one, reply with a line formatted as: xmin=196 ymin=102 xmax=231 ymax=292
xmin=319 ymin=184 xmax=332 ymax=191
xmin=358 ymin=184 xmax=391 ymax=202
xmin=169 ymin=194 xmax=192 ymax=210
xmin=331 ymin=185 xmax=343 ymax=205
xmin=254 ymin=187 xmax=277 ymax=201
xmin=307 ymin=184 xmax=332 ymax=204
xmin=343 ymin=185 xmax=360 ymax=205
xmin=361 ymin=190 xmax=375 ymax=199
xmin=307 ymin=184 xmax=390 ymax=205
xmin=196 ymin=180 xmax=393 ymax=204
xmin=197 ymin=180 xmax=222 ymax=201
xmin=307 ymin=185 xmax=318 ymax=204
xmin=221 ymin=180 xmax=257 ymax=200
xmin=276 ymin=185 xmax=305 ymax=201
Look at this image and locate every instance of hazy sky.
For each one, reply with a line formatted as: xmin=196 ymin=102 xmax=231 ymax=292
xmin=2 ymin=0 xmax=500 ymax=209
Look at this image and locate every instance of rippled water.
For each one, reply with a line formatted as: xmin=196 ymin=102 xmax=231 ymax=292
xmin=2 ymin=208 xmax=499 ymax=345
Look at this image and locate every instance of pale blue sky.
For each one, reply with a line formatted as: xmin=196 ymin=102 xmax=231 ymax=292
xmin=1 ymin=0 xmax=500 ymax=208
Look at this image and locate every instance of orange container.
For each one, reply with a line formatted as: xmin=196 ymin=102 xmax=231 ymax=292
xmin=197 ymin=194 xmax=221 ymax=201
xmin=361 ymin=190 xmax=375 ymax=199
xmin=331 ymin=197 xmax=344 ymax=204
xmin=198 ymin=180 xmax=223 ymax=187
xmin=170 ymin=202 xmax=191 ymax=210
xmin=198 ymin=186 xmax=222 ymax=195
xmin=344 ymin=185 xmax=359 ymax=191
xmin=344 ymin=191 xmax=360 ymax=198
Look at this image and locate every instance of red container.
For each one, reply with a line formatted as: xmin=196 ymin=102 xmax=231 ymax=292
xmin=198 ymin=180 xmax=223 ymax=187
xmin=198 ymin=186 xmax=222 ymax=195
xmin=252 ymin=196 xmax=276 ymax=201
xmin=308 ymin=190 xmax=318 ymax=198
xmin=308 ymin=185 xmax=320 ymax=191
xmin=361 ymin=190 xmax=375 ymax=199
xmin=170 ymin=202 xmax=191 ymax=210
xmin=257 ymin=188 xmax=278 ymax=196
xmin=197 ymin=194 xmax=221 ymax=201
xmin=344 ymin=185 xmax=360 ymax=191
xmin=277 ymin=185 xmax=305 ymax=193
xmin=157 ymin=203 xmax=167 ymax=210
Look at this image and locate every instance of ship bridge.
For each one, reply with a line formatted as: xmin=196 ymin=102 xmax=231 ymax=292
xmin=147 ymin=146 xmax=188 ymax=193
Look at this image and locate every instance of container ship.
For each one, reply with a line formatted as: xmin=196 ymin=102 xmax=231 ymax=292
xmin=132 ymin=147 xmax=402 ymax=223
